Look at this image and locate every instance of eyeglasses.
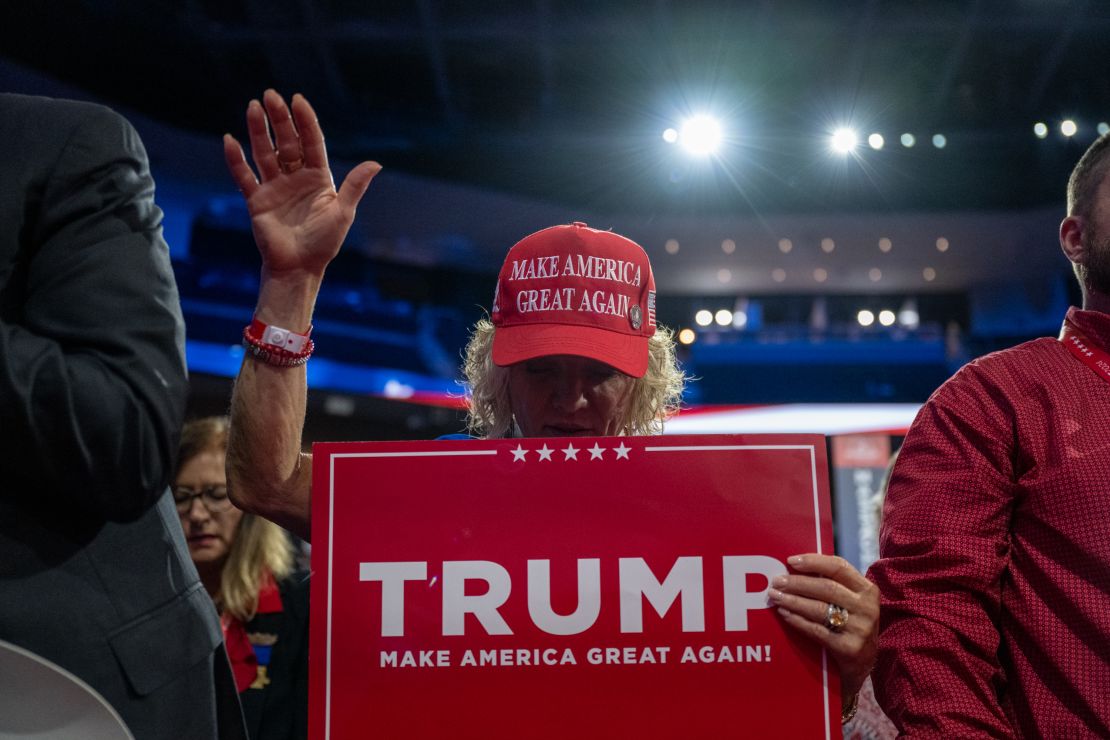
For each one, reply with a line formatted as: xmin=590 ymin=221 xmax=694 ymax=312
xmin=172 ymin=484 xmax=232 ymax=514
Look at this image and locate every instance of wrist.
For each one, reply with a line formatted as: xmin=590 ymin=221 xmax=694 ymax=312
xmin=256 ymin=269 xmax=323 ymax=331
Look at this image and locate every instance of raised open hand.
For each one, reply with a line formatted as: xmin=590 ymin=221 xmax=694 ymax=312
xmin=223 ymin=89 xmax=381 ymax=280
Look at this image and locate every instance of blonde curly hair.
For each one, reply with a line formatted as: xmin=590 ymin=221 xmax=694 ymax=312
xmin=461 ymin=319 xmax=686 ymax=438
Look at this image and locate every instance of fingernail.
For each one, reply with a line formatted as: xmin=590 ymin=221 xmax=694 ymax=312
xmin=767 ymin=588 xmax=783 ymax=602
xmin=772 ymin=575 xmax=787 ymax=588
xmin=788 ymin=555 xmax=804 ymax=566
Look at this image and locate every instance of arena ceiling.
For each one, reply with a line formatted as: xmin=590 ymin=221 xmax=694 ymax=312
xmin=4 ymin=1 xmax=1109 ymax=294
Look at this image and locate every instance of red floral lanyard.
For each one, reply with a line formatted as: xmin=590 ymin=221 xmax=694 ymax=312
xmin=1059 ymin=319 xmax=1110 ymax=385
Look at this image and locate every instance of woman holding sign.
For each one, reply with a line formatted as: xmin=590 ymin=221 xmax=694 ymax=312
xmin=221 ymin=89 xmax=879 ymax=723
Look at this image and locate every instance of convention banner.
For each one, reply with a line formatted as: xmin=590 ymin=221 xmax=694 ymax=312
xmin=830 ymin=434 xmax=893 ymax=572
xmin=310 ymin=434 xmax=838 ymax=740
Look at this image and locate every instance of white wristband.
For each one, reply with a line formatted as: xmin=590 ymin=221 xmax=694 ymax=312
xmin=249 ymin=317 xmax=312 ymax=353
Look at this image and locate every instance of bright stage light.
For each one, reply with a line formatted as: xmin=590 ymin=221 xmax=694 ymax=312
xmin=1100 ymin=122 xmax=1110 ymax=136
xmin=830 ymin=128 xmax=858 ymax=154
xmin=898 ymin=300 xmax=920 ymax=329
xmin=1061 ymin=120 xmax=1078 ymax=137
xmin=732 ymin=311 xmax=748 ymax=329
xmin=1034 ymin=122 xmax=1048 ymax=138
xmin=932 ymin=134 xmax=947 ymax=149
xmin=714 ymin=309 xmax=733 ymax=326
xmin=679 ymin=115 xmax=723 ymax=156
xmin=868 ymin=133 xmax=885 ymax=150
xmin=678 ymin=328 xmax=696 ymax=345
xmin=900 ymin=133 xmax=915 ymax=148
xmin=695 ymin=309 xmax=713 ymax=327
xmin=857 ymin=310 xmax=875 ymax=327
xmin=878 ymin=310 xmax=896 ymax=327
xmin=662 ymin=127 xmax=679 ymax=144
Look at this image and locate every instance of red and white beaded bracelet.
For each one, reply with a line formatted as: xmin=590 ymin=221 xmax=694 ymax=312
xmin=242 ymin=318 xmax=315 ymax=367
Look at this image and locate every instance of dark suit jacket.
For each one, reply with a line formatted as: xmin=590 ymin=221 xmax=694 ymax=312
xmin=0 ymin=93 xmax=244 ymax=739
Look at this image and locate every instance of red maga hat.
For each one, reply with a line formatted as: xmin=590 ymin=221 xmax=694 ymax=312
xmin=491 ymin=222 xmax=657 ymax=378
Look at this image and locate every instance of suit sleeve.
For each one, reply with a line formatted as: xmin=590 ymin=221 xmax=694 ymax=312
xmin=0 ymin=103 xmax=188 ymax=521
xmin=868 ymin=365 xmax=1017 ymax=737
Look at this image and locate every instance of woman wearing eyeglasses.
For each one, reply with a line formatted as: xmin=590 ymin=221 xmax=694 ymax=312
xmin=174 ymin=416 xmax=309 ymax=740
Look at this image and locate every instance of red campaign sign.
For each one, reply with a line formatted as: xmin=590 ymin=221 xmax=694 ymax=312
xmin=310 ymin=434 xmax=838 ymax=740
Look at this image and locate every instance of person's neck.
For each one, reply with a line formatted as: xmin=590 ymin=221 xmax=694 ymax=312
xmin=1083 ymin=288 xmax=1110 ymax=314
xmin=196 ymin=561 xmax=223 ymax=601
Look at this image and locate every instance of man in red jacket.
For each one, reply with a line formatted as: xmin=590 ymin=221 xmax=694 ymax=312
xmin=870 ymin=132 xmax=1110 ymax=736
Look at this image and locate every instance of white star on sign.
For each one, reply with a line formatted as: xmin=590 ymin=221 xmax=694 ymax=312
xmin=537 ymin=444 xmax=554 ymax=461
xmin=614 ymin=442 xmax=631 ymax=460
xmin=588 ymin=443 xmax=605 ymax=460
xmin=562 ymin=443 xmax=579 ymax=461
xmin=511 ymin=445 xmax=528 ymax=462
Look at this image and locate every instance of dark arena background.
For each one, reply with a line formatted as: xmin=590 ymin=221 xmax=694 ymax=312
xmin=5 ymin=0 xmax=1108 ymax=568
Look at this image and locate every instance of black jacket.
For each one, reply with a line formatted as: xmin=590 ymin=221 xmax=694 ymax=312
xmin=0 ymin=93 xmax=244 ymax=739
xmin=240 ymin=573 xmax=310 ymax=740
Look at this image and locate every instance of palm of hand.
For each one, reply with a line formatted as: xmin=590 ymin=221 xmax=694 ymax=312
xmin=246 ymin=170 xmax=351 ymax=276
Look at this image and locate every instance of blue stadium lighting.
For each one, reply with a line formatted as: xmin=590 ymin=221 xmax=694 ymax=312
xmin=183 ymin=339 xmax=459 ymax=398
xmin=662 ymin=127 xmax=679 ymax=144
xmin=1034 ymin=122 xmax=1049 ymax=139
xmin=1061 ymin=120 xmax=1078 ymax=137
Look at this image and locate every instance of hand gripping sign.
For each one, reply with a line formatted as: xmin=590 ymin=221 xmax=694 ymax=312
xmin=310 ymin=434 xmax=839 ymax=739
